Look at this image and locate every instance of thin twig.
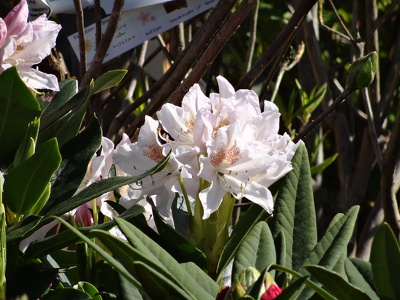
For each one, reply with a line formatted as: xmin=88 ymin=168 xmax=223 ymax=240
xmin=80 ymin=0 xmax=125 ymax=89
xmin=244 ymin=0 xmax=259 ymax=72
xmin=293 ymin=88 xmax=356 ymax=143
xmin=73 ymin=0 xmax=86 ymax=79
xmin=156 ymin=34 xmax=174 ymax=64
xmin=237 ymin=0 xmax=318 ymax=89
xmin=361 ymin=88 xmax=383 ymax=167
xmin=121 ymin=41 xmax=149 ymax=110
xmin=380 ymin=89 xmax=400 ymax=240
xmin=362 ymin=0 xmax=400 ymax=43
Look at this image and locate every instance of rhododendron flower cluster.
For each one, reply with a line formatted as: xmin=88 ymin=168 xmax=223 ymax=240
xmin=0 ymin=0 xmax=61 ymax=91
xmin=114 ymin=76 xmax=299 ymax=220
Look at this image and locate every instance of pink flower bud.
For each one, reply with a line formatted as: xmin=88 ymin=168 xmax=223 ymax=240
xmin=261 ymin=284 xmax=282 ymax=300
xmin=3 ymin=0 xmax=28 ymax=37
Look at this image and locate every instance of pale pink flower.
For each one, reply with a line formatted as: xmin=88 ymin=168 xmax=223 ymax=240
xmin=0 ymin=0 xmax=61 ymax=91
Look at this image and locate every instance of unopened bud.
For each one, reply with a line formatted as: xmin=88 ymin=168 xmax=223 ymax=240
xmin=347 ymin=51 xmax=378 ymax=90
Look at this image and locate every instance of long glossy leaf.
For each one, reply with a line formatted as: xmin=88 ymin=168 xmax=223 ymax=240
xmin=38 ymin=87 xmax=90 ymax=147
xmin=24 ymin=205 xmax=144 ymax=260
xmin=40 ymin=152 xmax=170 ymax=218
xmin=370 ymin=222 xmax=400 ymax=300
xmin=0 ymin=66 xmax=41 ymax=164
xmin=298 ymin=206 xmax=359 ymax=299
xmin=42 ymin=287 xmax=93 ymax=299
xmin=113 ymin=217 xmax=218 ymax=299
xmin=344 ymin=258 xmax=378 ymax=300
xmin=232 ymin=221 xmax=276 ymax=281
xmin=134 ymin=262 xmax=192 ymax=300
xmin=91 ymin=229 xmax=189 ymax=298
xmin=217 ymin=204 xmax=270 ymax=280
xmin=6 ymin=215 xmax=43 ymax=242
xmin=39 ymin=85 xmax=87 ymax=132
xmin=41 ymin=79 xmax=78 ymax=117
xmin=92 ymin=70 xmax=127 ymax=94
xmin=181 ymin=262 xmax=221 ymax=296
xmin=274 ymin=277 xmax=308 ymax=300
xmin=270 ymin=143 xmax=317 ymax=272
xmin=151 ymin=201 xmax=207 ymax=270
xmin=42 ymin=117 xmax=102 ymax=214
xmin=54 ymin=217 xmax=141 ymax=289
xmin=305 ymin=265 xmax=370 ymax=300
xmin=4 ymin=138 xmax=61 ymax=215
xmin=270 ymin=264 xmax=335 ymax=300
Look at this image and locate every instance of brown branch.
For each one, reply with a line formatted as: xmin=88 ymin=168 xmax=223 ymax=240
xmin=236 ymin=0 xmax=318 ymax=89
xmin=94 ymin=0 xmax=102 ymax=48
xmin=293 ymin=88 xmax=356 ymax=143
xmin=126 ymin=0 xmax=257 ymax=137
xmin=106 ymin=0 xmax=239 ymax=139
xmin=80 ymin=0 xmax=125 ymax=89
xmin=381 ymin=102 xmax=400 ymax=240
xmin=73 ymin=0 xmax=86 ymax=79
xmin=362 ymin=0 xmax=400 ymax=43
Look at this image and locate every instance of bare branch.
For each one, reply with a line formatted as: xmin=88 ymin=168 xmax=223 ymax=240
xmin=73 ymin=0 xmax=86 ymax=79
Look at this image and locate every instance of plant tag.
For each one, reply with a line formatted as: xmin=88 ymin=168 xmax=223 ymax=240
xmin=68 ymin=0 xmax=218 ymax=67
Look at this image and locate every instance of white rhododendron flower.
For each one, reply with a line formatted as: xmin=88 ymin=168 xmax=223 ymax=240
xmin=113 ymin=116 xmax=181 ymax=218
xmin=115 ymin=76 xmax=299 ymax=220
xmin=0 ymin=0 xmax=61 ymax=91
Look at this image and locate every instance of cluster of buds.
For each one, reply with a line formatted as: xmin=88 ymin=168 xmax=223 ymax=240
xmin=217 ymin=268 xmax=282 ymax=300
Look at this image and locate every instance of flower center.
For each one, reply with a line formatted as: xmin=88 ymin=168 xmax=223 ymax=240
xmin=210 ymin=144 xmax=241 ymax=167
xmin=142 ymin=143 xmax=164 ymax=162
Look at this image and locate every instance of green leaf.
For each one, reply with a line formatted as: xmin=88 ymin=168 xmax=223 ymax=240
xmin=92 ymin=70 xmax=127 ymax=94
xmin=298 ymin=206 xmax=359 ymax=299
xmin=0 ymin=66 xmax=41 ymax=164
xmin=41 ymin=79 xmax=78 ymax=116
xmin=344 ymin=258 xmax=378 ymax=300
xmin=4 ymin=138 xmax=61 ymax=215
xmin=274 ymin=277 xmax=308 ymax=300
xmin=24 ymin=205 xmax=144 ymax=260
xmin=112 ymin=217 xmax=218 ymax=299
xmin=270 ymin=264 xmax=336 ymax=300
xmin=150 ymin=199 xmax=207 ymax=270
xmin=40 ymin=152 xmax=170 ymax=218
xmin=134 ymin=262 xmax=192 ymax=299
xmin=370 ymin=222 xmax=400 ymax=300
xmin=232 ymin=221 xmax=276 ymax=281
xmin=274 ymin=231 xmax=287 ymax=286
xmin=42 ymin=117 xmax=102 ymax=214
xmin=91 ymin=228 xmax=191 ymax=299
xmin=305 ymin=265 xmax=371 ymax=300
xmin=270 ymin=143 xmax=317 ymax=271
xmin=310 ymin=153 xmax=338 ymax=175
xmin=246 ymin=268 xmax=269 ymax=299
xmin=42 ymin=288 xmax=93 ymax=300
xmin=77 ymin=281 xmax=103 ymax=300
xmin=6 ymin=215 xmax=43 ymax=242
xmin=181 ymin=262 xmax=221 ymax=296
xmin=0 ymin=208 xmax=6 ymax=297
xmin=38 ymin=87 xmax=90 ymax=147
xmin=54 ymin=217 xmax=141 ymax=290
xmin=14 ymin=118 xmax=40 ymax=165
xmin=29 ymin=182 xmax=51 ymax=215
xmin=216 ymin=204 xmax=270 ymax=281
